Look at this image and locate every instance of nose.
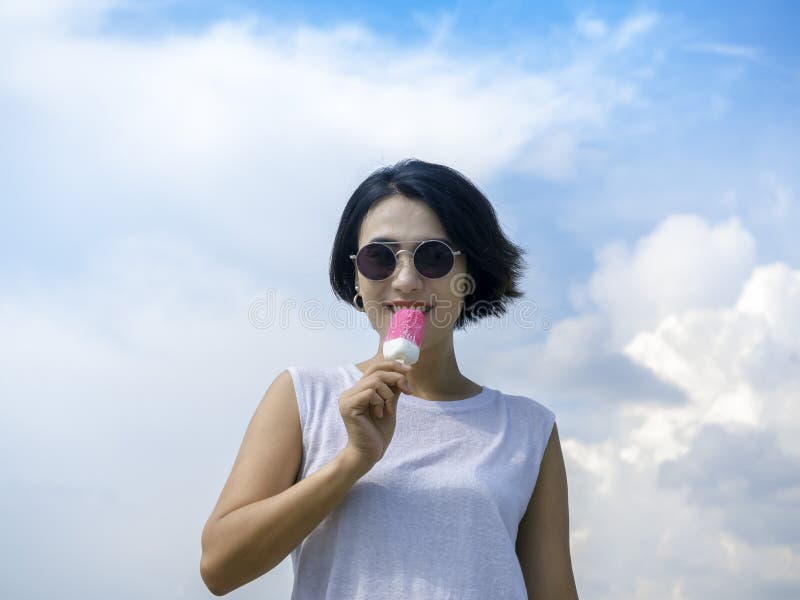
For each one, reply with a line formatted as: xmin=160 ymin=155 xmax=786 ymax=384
xmin=391 ymin=250 xmax=421 ymax=292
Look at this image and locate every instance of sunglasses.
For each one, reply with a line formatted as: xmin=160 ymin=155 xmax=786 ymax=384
xmin=350 ymin=240 xmax=463 ymax=281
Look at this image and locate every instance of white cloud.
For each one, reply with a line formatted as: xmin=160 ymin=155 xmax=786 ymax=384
xmin=478 ymin=214 xmax=800 ymax=598
xmin=607 ymin=261 xmax=799 ymax=596
xmin=0 ymin=0 xmax=648 ymax=270
xmin=737 ymin=262 xmax=800 ymax=348
xmin=0 ymin=12 xmax=636 ymax=187
xmin=625 ymin=262 xmax=800 ymax=457
xmin=586 ymin=214 xmax=756 ymax=349
xmin=503 ymin=313 xmax=682 ymax=406
xmin=659 ymin=425 xmax=800 ymax=546
xmin=572 ymin=12 xmax=657 ymax=50
xmin=0 ymin=0 xmax=116 ymax=31
xmin=566 ymin=447 xmax=800 ymax=599
xmin=612 ymin=13 xmax=658 ymax=50
xmin=687 ymin=42 xmax=761 ymax=60
xmin=576 ymin=14 xmax=608 ymax=39
xmin=411 ymin=9 xmax=456 ymax=48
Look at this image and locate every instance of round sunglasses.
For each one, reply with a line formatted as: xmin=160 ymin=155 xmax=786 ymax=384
xmin=350 ymin=240 xmax=463 ymax=281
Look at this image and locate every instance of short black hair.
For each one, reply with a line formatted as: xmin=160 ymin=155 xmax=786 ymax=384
xmin=329 ymin=158 xmax=527 ymax=330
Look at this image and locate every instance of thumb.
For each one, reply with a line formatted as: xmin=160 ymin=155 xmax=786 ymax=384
xmin=400 ymin=378 xmax=414 ymax=395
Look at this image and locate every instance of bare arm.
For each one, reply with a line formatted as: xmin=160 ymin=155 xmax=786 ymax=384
xmin=199 ymin=370 xmax=370 ymax=596
xmin=515 ymin=422 xmax=579 ymax=600
xmin=199 ymin=362 xmax=411 ymax=596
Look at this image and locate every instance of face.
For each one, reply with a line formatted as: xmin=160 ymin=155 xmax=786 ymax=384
xmin=354 ymin=195 xmax=472 ymax=347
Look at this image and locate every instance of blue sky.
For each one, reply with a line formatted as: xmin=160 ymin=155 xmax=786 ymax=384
xmin=2 ymin=1 xmax=799 ymax=599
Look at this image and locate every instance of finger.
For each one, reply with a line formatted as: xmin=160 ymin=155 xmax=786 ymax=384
xmin=351 ymin=370 xmax=412 ymax=405
xmin=383 ymin=382 xmax=408 ymax=416
xmin=355 ymin=373 xmax=404 ymax=400
xmin=369 ymin=391 xmax=384 ymax=419
xmin=344 ymin=389 xmax=379 ymax=417
xmin=391 ymin=374 xmax=414 ymax=396
xmin=365 ymin=360 xmax=412 ymax=375
xmin=369 ymin=390 xmax=385 ymax=407
xmin=397 ymin=376 xmax=413 ymax=395
xmin=374 ymin=380 xmax=394 ymax=404
xmin=371 ymin=370 xmax=412 ymax=390
xmin=378 ymin=372 xmax=413 ymax=396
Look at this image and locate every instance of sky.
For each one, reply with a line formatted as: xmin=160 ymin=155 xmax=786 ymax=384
xmin=1 ymin=1 xmax=799 ymax=598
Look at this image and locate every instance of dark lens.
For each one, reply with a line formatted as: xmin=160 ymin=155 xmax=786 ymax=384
xmin=414 ymin=240 xmax=454 ymax=278
xmin=356 ymin=243 xmax=395 ymax=280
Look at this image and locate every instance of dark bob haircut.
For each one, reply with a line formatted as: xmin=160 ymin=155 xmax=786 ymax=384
xmin=329 ymin=158 xmax=527 ymax=330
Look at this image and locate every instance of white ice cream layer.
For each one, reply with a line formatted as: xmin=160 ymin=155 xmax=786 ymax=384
xmin=382 ymin=337 xmax=420 ymax=365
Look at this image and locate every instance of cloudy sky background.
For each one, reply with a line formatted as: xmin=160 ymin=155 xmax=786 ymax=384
xmin=2 ymin=1 xmax=799 ymax=598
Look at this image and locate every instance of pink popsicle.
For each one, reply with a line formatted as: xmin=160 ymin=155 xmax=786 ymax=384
xmin=382 ymin=308 xmax=426 ymax=365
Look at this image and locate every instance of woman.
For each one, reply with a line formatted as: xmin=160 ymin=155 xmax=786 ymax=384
xmin=200 ymin=159 xmax=579 ymax=599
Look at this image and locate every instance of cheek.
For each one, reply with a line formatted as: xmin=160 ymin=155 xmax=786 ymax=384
xmin=445 ymin=269 xmax=476 ymax=300
xmin=360 ymin=298 xmax=394 ymax=332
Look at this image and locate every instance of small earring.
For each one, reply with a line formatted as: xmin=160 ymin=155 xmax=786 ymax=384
xmin=353 ymin=292 xmax=364 ymax=311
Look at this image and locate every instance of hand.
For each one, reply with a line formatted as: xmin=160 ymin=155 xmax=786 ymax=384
xmin=338 ymin=360 xmax=413 ymax=469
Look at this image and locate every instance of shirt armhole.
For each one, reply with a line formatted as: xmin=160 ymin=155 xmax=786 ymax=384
xmin=544 ymin=406 xmax=556 ymax=445
xmin=286 ymin=366 xmax=307 ymax=432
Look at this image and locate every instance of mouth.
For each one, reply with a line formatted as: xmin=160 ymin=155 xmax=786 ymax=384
xmin=385 ymin=302 xmax=434 ymax=314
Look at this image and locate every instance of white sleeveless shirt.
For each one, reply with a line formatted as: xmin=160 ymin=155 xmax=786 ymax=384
xmin=286 ymin=364 xmax=556 ymax=600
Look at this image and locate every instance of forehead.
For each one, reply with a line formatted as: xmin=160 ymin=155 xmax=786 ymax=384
xmin=358 ymin=195 xmax=449 ymax=244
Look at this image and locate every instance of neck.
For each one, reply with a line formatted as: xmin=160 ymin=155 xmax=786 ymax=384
xmin=362 ymin=333 xmax=481 ymax=400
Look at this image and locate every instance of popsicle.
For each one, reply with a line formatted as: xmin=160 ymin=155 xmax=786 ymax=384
xmin=383 ymin=307 xmax=426 ymax=365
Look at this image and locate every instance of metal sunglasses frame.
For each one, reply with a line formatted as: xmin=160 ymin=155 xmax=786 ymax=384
xmin=349 ymin=239 xmax=463 ymax=281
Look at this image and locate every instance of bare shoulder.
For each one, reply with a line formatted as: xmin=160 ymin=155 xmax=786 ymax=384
xmin=203 ymin=369 xmax=302 ymax=529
